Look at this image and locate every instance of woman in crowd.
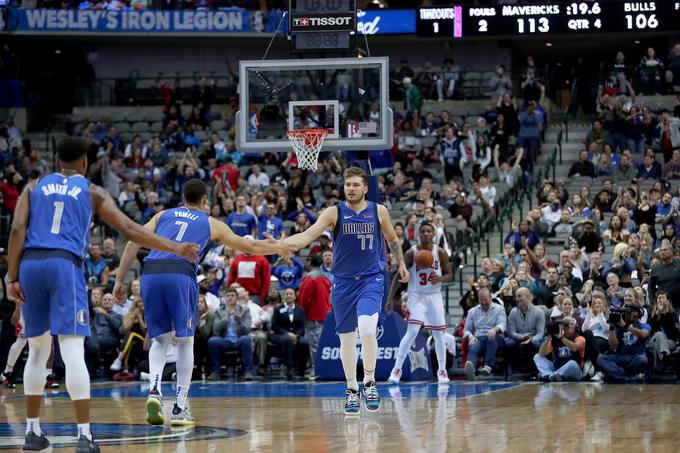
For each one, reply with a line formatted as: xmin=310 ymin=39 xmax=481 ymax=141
xmin=602 ymin=215 xmax=630 ymax=246
xmin=603 ymin=243 xmax=636 ymax=287
xmin=110 ymin=297 xmax=148 ymax=374
xmin=648 ymin=292 xmax=680 ymax=373
xmin=581 ymin=295 xmax=610 ymax=373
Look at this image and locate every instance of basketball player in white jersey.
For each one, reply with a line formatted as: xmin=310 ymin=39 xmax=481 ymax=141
xmin=387 ymin=221 xmax=453 ymax=384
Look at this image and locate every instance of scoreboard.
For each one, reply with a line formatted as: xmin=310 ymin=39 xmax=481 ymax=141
xmin=413 ymin=2 xmax=680 ymax=38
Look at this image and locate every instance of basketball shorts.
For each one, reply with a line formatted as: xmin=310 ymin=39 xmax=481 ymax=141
xmin=406 ymin=291 xmax=446 ymax=330
xmin=141 ymin=271 xmax=198 ymax=339
xmin=330 ymin=273 xmax=384 ymax=334
xmin=19 ymin=250 xmax=90 ymax=338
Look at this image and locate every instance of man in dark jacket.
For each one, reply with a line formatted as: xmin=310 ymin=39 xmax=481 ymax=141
xmin=568 ymin=149 xmax=596 ymax=178
xmin=271 ymin=288 xmax=309 ymax=380
xmin=92 ymin=293 xmax=123 ymax=366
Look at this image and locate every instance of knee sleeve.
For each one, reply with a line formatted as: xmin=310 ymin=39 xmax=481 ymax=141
xmin=6 ymin=336 xmax=28 ymax=369
xmin=24 ymin=332 xmax=52 ymax=396
xmin=58 ymin=335 xmax=90 ymax=401
xmin=175 ymin=337 xmax=194 ymax=387
xmin=357 ymin=314 xmax=378 ymax=339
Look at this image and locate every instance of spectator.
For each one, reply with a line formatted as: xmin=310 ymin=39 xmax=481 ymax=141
xmin=489 ymin=65 xmax=512 ymax=100
xmin=664 ymin=44 xmax=680 ymax=93
xmin=297 ymin=254 xmax=332 ymax=374
xmin=402 ymin=77 xmax=423 ymax=125
xmin=533 ymin=317 xmax=585 ymax=382
xmin=540 ymin=190 xmax=562 ymax=229
xmin=92 ymin=292 xmax=123 ymax=368
xmin=227 ymin=245 xmax=271 ymax=305
xmin=585 ymin=120 xmax=609 ymax=152
xmin=649 ymin=243 xmax=680 ymax=309
xmin=648 ymin=292 xmax=680 ymax=373
xmin=496 ymin=93 xmax=520 ymax=137
xmin=408 ymin=159 xmax=433 ymax=190
xmin=506 ymin=288 xmax=545 ymax=372
xmin=636 ymin=153 xmax=662 ymax=180
xmin=602 ymin=215 xmax=630 ymax=246
xmin=193 ymin=295 xmax=214 ymax=380
xmin=516 ymin=101 xmax=543 ymax=167
xmin=613 ymin=153 xmax=636 ymax=182
xmin=227 ymin=196 xmax=257 ymax=237
xmin=270 ymin=288 xmax=309 ymax=380
xmin=595 ymin=304 xmax=650 ymax=383
xmin=468 ymin=180 xmax=494 ymax=217
xmin=568 ymin=149 xmax=596 ymax=178
xmin=551 ymin=209 xmax=574 ymax=239
xmin=437 ymin=58 xmax=460 ymax=100
xmin=248 ymin=164 xmax=270 ymax=191
xmin=505 ymin=219 xmax=540 ymax=254
xmin=574 ymin=219 xmax=601 ymax=253
xmin=0 ymin=170 xmax=22 ymax=214
xmin=85 ymin=244 xmax=110 ymax=285
xmin=207 ymin=288 xmax=254 ymax=381
xmin=101 ymin=237 xmax=120 ymax=280
xmin=638 ymin=47 xmax=664 ymax=95
xmin=320 ymin=249 xmax=333 ymax=282
xmin=659 ymin=109 xmax=680 ymax=164
xmin=440 ymin=127 xmax=463 ymax=182
xmin=463 ymin=289 xmax=507 ymax=380
xmin=520 ymin=67 xmax=544 ymax=108
xmin=536 ymin=267 xmax=560 ymax=309
xmin=271 ymin=255 xmax=305 ymax=290
xmin=109 ymin=296 xmax=147 ymax=373
xmin=415 ymin=59 xmax=438 ymax=100
xmin=159 ymin=80 xmax=182 ymax=114
xmin=258 ymin=202 xmax=285 ymax=240
xmin=191 ymin=76 xmax=215 ymax=122
xmin=237 ymin=287 xmax=270 ymax=376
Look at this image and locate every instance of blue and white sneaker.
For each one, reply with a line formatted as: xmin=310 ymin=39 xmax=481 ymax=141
xmin=362 ymin=381 xmax=381 ymax=412
xmin=344 ymin=389 xmax=360 ymax=416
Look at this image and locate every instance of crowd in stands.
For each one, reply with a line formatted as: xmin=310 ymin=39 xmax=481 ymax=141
xmin=1 ymin=46 xmax=680 ymax=386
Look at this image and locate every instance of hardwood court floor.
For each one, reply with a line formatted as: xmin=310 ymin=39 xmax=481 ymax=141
xmin=1 ymin=380 xmax=679 ymax=452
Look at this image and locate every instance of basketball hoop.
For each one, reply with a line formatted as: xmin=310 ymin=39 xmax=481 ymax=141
xmin=287 ymin=129 xmax=327 ymax=172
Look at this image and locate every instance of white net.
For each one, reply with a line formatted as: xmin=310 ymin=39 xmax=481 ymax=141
xmin=287 ymin=129 xmax=327 ymax=172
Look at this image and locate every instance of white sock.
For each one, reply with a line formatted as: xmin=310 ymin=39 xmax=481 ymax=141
xmin=26 ymin=417 xmax=40 ymax=436
xmin=358 ymin=314 xmax=379 ymax=385
xmin=149 ymin=333 xmax=172 ymax=396
xmin=77 ymin=423 xmax=92 ymax=440
xmin=431 ymin=330 xmax=447 ymax=372
xmin=339 ymin=332 xmax=358 ymax=391
xmin=175 ymin=337 xmax=194 ymax=410
xmin=393 ymin=323 xmax=421 ymax=372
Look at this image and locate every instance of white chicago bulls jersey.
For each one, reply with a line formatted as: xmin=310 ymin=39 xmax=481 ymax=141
xmin=408 ymin=244 xmax=442 ymax=295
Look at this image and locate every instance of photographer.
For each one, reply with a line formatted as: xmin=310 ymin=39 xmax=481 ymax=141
xmin=533 ymin=317 xmax=585 ymax=382
xmin=596 ymin=303 xmax=650 ymax=383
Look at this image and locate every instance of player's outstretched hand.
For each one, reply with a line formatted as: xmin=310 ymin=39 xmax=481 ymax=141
xmin=175 ymin=242 xmax=201 ymax=262
xmin=264 ymin=233 xmax=296 ymax=258
xmin=398 ymin=262 xmax=409 ymax=283
xmin=112 ymin=280 xmax=127 ymax=306
xmin=7 ymin=281 xmax=25 ymax=305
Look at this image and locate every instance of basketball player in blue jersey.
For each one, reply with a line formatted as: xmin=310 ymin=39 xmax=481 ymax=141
xmin=112 ymin=178 xmax=294 ymax=426
xmin=284 ymin=167 xmax=408 ymax=415
xmin=6 ymin=138 xmax=200 ymax=453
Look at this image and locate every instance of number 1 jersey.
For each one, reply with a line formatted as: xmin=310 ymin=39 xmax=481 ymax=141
xmin=25 ymin=173 xmax=92 ymax=259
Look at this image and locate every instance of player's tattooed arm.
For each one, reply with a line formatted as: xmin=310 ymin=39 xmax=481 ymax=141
xmin=378 ymin=204 xmax=409 ymax=283
xmin=389 ymin=240 xmax=405 ymax=266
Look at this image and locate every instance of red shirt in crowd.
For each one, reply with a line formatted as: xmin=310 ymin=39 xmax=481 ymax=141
xmin=297 ymin=271 xmax=332 ymax=322
xmin=213 ymin=164 xmax=239 ymax=193
xmin=0 ymin=183 xmax=19 ymax=213
xmin=227 ymin=253 xmax=271 ymax=302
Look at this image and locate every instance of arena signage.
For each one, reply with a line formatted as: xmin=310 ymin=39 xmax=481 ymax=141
xmin=289 ymin=12 xmax=356 ymax=32
xmin=314 ymin=311 xmax=432 ymax=381
xmin=6 ymin=8 xmax=284 ymax=34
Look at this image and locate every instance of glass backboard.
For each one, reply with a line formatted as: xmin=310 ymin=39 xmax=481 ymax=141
xmin=236 ymin=57 xmax=392 ymax=152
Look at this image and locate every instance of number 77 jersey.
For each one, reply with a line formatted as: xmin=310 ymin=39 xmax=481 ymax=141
xmin=25 ymin=173 xmax=93 ymax=259
xmin=145 ymin=206 xmax=211 ymax=272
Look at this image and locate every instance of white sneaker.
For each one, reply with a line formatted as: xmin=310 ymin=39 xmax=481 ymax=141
xmin=583 ymin=360 xmax=595 ymax=379
xmin=110 ymin=358 xmax=123 ymax=372
xmin=479 ymin=365 xmax=492 ymax=377
xmin=140 ymin=372 xmax=150 ymax=381
xmin=388 ymin=368 xmax=401 ymax=385
xmin=437 ymin=369 xmax=449 ymax=384
xmin=591 ymin=371 xmax=604 ymax=382
xmin=464 ymin=361 xmax=476 ymax=381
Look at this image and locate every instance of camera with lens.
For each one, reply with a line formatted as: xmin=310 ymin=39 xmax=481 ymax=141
xmin=546 ymin=319 xmax=569 ymax=336
xmin=608 ymin=306 xmax=631 ymax=325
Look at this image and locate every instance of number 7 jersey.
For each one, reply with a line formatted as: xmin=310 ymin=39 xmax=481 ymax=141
xmin=408 ymin=244 xmax=442 ymax=295
xmin=145 ymin=206 xmax=211 ymax=271
xmin=25 ymin=173 xmax=93 ymax=259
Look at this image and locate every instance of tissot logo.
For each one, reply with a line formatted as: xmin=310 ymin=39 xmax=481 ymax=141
xmin=290 ymin=13 xmax=355 ymax=32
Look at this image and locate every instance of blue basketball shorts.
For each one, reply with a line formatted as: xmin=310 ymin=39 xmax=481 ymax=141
xmin=19 ymin=250 xmax=90 ymax=338
xmin=141 ymin=272 xmax=198 ymax=339
xmin=330 ymin=273 xmax=385 ymax=334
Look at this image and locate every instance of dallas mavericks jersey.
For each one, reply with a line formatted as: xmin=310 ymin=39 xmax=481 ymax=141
xmin=408 ymin=244 xmax=442 ymax=295
xmin=331 ymin=201 xmax=385 ymax=279
xmin=25 ymin=173 xmax=92 ymax=259
xmin=146 ymin=207 xmax=211 ymax=272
